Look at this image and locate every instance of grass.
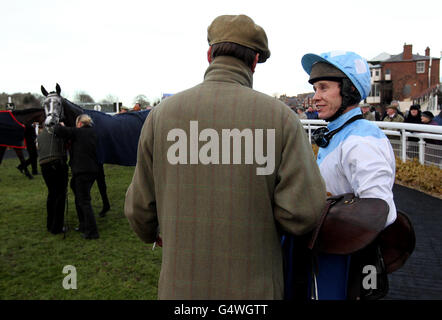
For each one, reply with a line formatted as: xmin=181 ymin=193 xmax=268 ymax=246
xmin=1 ymin=147 xmax=440 ymax=300
xmin=0 ymin=158 xmax=161 ymax=300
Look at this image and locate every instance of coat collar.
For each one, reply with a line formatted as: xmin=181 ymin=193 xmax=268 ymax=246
xmin=327 ymin=107 xmax=362 ymax=131
xmin=203 ymin=56 xmax=253 ymax=88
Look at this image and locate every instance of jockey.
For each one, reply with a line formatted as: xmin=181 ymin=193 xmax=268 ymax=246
xmin=301 ymin=50 xmax=397 ymax=300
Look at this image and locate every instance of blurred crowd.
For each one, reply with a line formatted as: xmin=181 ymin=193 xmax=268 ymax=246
xmin=293 ymin=102 xmax=442 ymax=126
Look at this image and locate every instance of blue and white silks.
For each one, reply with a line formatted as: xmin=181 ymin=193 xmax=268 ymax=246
xmin=317 ymin=107 xmax=396 ymax=227
xmin=311 ymin=107 xmax=396 ymax=300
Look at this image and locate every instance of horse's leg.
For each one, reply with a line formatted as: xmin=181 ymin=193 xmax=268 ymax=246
xmin=15 ymin=149 xmax=33 ymax=179
xmin=97 ymin=164 xmax=110 ymax=217
xmin=16 ymin=149 xmax=25 ymax=171
xmin=27 ymin=143 xmax=39 ymax=175
xmin=0 ymin=146 xmax=4 ymax=182
xmin=24 ymin=127 xmax=39 ymax=175
xmin=0 ymin=146 xmax=6 ymax=165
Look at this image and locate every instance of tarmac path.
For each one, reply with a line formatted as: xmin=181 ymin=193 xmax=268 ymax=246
xmin=386 ymin=184 xmax=442 ymax=300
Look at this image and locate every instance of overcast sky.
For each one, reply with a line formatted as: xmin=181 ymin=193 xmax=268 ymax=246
xmin=1 ymin=0 xmax=440 ymax=107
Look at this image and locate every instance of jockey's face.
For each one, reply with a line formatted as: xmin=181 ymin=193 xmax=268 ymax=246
xmin=312 ymin=80 xmax=342 ymax=120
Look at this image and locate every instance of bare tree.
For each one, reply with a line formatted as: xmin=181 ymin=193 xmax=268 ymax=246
xmin=133 ymin=94 xmax=151 ymax=108
xmin=23 ymin=93 xmax=43 ymax=108
xmin=0 ymin=92 xmax=44 ymax=109
xmin=73 ymin=91 xmax=95 ymax=103
xmin=100 ymin=94 xmax=118 ymax=104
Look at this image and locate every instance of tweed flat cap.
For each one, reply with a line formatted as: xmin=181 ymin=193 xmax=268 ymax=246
xmin=309 ymin=62 xmax=347 ymax=84
xmin=207 ymin=14 xmax=270 ymax=63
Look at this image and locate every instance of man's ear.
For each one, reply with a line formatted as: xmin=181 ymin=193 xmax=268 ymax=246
xmin=251 ymin=53 xmax=259 ymax=73
xmin=207 ymin=46 xmax=212 ymax=64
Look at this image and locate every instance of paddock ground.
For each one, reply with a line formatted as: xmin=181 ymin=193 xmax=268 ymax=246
xmin=3 ymin=149 xmax=442 ymax=299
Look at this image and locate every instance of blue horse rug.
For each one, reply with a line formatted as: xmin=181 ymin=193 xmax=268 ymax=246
xmin=84 ymin=109 xmax=151 ymax=166
xmin=0 ymin=111 xmax=26 ymax=148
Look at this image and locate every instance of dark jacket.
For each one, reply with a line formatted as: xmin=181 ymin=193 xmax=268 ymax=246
xmin=54 ymin=125 xmax=99 ymax=175
xmin=404 ymin=112 xmax=422 ymax=124
xmin=305 ymin=111 xmax=319 ymax=119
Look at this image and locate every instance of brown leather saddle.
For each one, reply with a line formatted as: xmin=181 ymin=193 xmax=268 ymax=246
xmin=378 ymin=210 xmax=416 ymax=273
xmin=308 ymin=193 xmax=415 ymax=274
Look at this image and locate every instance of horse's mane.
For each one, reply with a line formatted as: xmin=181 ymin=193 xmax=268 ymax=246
xmin=62 ymin=97 xmax=84 ymax=113
xmin=12 ymin=108 xmax=44 ymax=115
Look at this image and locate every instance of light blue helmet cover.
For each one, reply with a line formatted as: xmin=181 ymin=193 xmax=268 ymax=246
xmin=301 ymin=51 xmax=371 ymax=100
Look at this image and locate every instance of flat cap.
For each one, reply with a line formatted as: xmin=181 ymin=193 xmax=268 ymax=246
xmin=207 ymin=14 xmax=270 ymax=63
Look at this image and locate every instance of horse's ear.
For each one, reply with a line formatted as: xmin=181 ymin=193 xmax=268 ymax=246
xmin=56 ymin=83 xmax=61 ymax=96
xmin=41 ymin=85 xmax=48 ymax=97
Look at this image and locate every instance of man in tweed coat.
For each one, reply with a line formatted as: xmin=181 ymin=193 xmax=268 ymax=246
xmin=125 ymin=14 xmax=326 ymax=299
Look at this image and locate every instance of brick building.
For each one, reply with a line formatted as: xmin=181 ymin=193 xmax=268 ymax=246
xmin=278 ymin=93 xmax=314 ymax=110
xmin=367 ymin=44 xmax=440 ymax=112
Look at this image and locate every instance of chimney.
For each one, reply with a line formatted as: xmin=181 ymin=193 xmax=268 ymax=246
xmin=403 ymin=43 xmax=412 ymax=60
xmin=425 ymin=47 xmax=430 ymax=57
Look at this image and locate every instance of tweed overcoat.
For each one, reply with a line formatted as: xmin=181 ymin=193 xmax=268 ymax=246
xmin=383 ymin=113 xmax=404 ymax=122
xmin=125 ymin=56 xmax=326 ymax=299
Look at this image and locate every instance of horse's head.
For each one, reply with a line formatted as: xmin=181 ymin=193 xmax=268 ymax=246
xmin=41 ymin=83 xmax=64 ymax=127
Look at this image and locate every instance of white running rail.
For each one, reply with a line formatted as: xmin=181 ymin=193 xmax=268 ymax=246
xmin=301 ymin=120 xmax=442 ymax=168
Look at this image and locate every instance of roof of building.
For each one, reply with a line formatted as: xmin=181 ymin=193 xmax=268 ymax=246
xmin=370 ymin=52 xmax=391 ymax=62
xmin=383 ymin=53 xmax=436 ymax=62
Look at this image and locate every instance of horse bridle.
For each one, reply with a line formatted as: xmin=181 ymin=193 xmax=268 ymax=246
xmin=44 ymin=93 xmax=64 ymax=127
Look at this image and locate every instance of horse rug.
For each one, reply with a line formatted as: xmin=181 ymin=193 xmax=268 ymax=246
xmin=84 ymin=109 xmax=151 ymax=166
xmin=0 ymin=111 xmax=26 ymax=148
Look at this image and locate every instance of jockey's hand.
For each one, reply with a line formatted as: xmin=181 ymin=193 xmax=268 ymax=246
xmin=59 ymin=122 xmax=65 ymax=126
